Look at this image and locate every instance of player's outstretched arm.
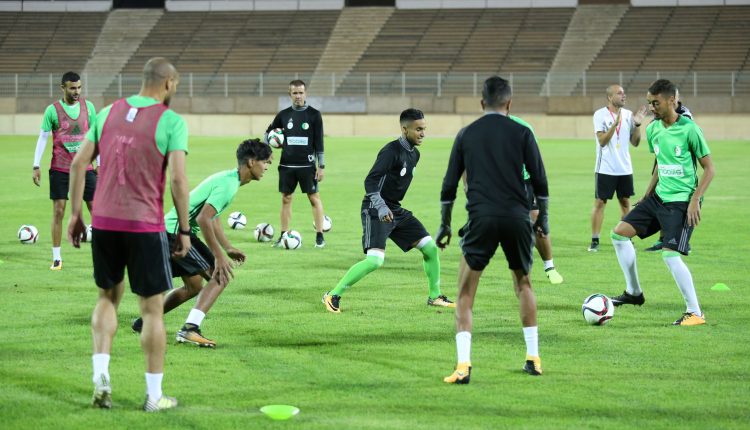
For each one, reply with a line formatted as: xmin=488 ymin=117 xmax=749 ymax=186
xmin=67 ymin=138 xmax=96 ymax=247
xmin=212 ymin=217 xmax=245 ymax=264
xmin=197 ymin=205 xmax=233 ymax=286
xmin=168 ymin=150 xmax=192 ymax=259
xmin=687 ymin=155 xmax=715 ymax=227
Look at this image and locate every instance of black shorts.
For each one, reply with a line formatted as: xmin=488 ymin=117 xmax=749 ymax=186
xmin=49 ymin=169 xmax=97 ymax=201
xmin=595 ymin=173 xmax=634 ymax=201
xmin=459 ymin=215 xmax=534 ymax=273
xmin=91 ymin=228 xmax=173 ymax=297
xmin=279 ymin=165 xmax=318 ymax=194
xmin=361 ymin=204 xmax=430 ymax=253
xmin=524 ymin=180 xmax=538 ymax=211
xmin=622 ymin=194 xmax=695 ymax=255
xmin=167 ymin=232 xmax=213 ymax=278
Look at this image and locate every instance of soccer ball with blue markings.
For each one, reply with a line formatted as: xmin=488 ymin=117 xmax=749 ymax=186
xmin=228 ymin=212 xmax=247 ymax=230
xmin=282 ymin=230 xmax=302 ymax=250
xmin=313 ymin=215 xmax=332 ymax=232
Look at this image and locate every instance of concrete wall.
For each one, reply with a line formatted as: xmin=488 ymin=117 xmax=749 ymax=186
xmin=3 ymin=95 xmax=748 ymax=139
xmin=4 ymin=112 xmax=749 ymax=141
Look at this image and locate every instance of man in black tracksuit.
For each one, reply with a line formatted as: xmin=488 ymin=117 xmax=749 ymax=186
xmin=265 ymin=79 xmax=327 ymax=248
xmin=439 ymin=76 xmax=549 ymax=384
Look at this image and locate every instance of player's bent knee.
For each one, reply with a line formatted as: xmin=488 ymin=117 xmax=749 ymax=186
xmin=365 ymin=249 xmax=385 ymax=269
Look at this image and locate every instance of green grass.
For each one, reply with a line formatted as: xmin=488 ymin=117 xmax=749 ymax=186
xmin=1 ymin=134 xmax=748 ymax=429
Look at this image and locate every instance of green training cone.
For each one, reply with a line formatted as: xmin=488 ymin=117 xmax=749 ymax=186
xmin=711 ymin=283 xmax=730 ymax=291
xmin=260 ymin=405 xmax=300 ymax=420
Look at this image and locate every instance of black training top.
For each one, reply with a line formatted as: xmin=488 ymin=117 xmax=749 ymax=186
xmin=266 ymin=104 xmax=324 ymax=167
xmin=440 ymin=112 xmax=548 ymax=219
xmin=363 ymin=136 xmax=420 ymax=209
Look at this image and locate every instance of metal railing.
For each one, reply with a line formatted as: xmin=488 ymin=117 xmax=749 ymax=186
xmin=1 ymin=71 xmax=747 ymax=98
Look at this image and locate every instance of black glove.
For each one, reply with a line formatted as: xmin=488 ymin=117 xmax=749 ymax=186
xmin=436 ymin=202 xmax=453 ymax=249
xmin=533 ymin=197 xmax=549 ymax=236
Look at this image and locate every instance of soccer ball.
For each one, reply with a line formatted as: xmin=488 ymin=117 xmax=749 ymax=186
xmin=18 ymin=225 xmax=39 ymax=244
xmin=267 ymin=128 xmax=284 ymax=148
xmin=254 ymin=223 xmax=274 ymax=242
xmin=281 ymin=230 xmax=302 ymax=250
xmin=582 ymin=294 xmax=614 ymax=325
xmin=313 ymin=215 xmax=332 ymax=232
xmin=228 ymin=211 xmax=247 ymax=229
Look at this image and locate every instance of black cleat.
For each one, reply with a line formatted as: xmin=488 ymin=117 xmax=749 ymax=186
xmin=644 ymin=241 xmax=663 ymax=252
xmin=523 ymin=355 xmax=543 ymax=376
xmin=132 ymin=317 xmax=143 ymax=333
xmin=611 ymin=291 xmax=645 ymax=307
xmin=588 ymin=240 xmax=600 ymax=252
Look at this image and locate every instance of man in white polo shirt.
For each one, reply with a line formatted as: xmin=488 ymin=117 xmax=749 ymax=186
xmin=588 ymin=85 xmax=647 ymax=252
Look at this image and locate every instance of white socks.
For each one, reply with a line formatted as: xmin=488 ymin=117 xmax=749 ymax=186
xmin=186 ymin=308 xmax=206 ymax=327
xmin=611 ymin=233 xmax=642 ymax=295
xmin=456 ymin=331 xmax=471 ymax=363
xmin=543 ymin=259 xmax=554 ymax=270
xmin=145 ymin=373 xmax=163 ymax=401
xmin=92 ymin=353 xmax=110 ymax=383
xmin=663 ymin=253 xmax=702 ymax=315
xmin=523 ymin=326 xmax=539 ymax=357
xmin=52 ymin=247 xmax=61 ymax=261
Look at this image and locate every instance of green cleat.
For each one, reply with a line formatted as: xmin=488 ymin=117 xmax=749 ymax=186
xmin=545 ymin=268 xmax=563 ymax=284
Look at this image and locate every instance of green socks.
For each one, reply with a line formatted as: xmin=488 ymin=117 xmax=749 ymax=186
xmin=420 ymin=240 xmax=441 ymax=299
xmin=330 ymin=253 xmax=384 ymax=296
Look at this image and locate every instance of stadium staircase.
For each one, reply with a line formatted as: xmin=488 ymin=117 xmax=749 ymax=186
xmin=309 ymin=7 xmax=394 ymax=95
xmin=82 ymin=9 xmax=163 ymax=96
xmin=542 ymin=4 xmax=628 ymax=96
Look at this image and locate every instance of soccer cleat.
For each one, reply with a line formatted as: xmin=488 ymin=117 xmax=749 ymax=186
xmin=50 ymin=260 xmax=62 ymax=270
xmin=176 ymin=325 xmax=216 ymax=348
xmin=427 ymin=295 xmax=456 ymax=308
xmin=322 ymin=292 xmax=341 ymax=313
xmin=644 ymin=241 xmax=663 ymax=252
xmin=91 ymin=374 xmax=112 ymax=409
xmin=587 ymin=241 xmax=599 ymax=252
xmin=611 ymin=290 xmax=645 ymax=307
xmin=315 ymin=233 xmax=326 ymax=248
xmin=523 ymin=355 xmax=543 ymax=376
xmin=271 ymin=236 xmax=284 ymax=248
xmin=131 ymin=317 xmax=143 ymax=333
xmin=545 ymin=268 xmax=563 ymax=284
xmin=443 ymin=362 xmax=472 ymax=384
xmin=672 ymin=312 xmax=706 ymax=326
xmin=143 ymin=395 xmax=178 ymax=412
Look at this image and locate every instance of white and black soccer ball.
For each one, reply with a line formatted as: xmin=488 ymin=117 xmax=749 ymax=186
xmin=313 ymin=215 xmax=332 ymax=233
xmin=282 ymin=230 xmax=302 ymax=250
xmin=582 ymin=294 xmax=614 ymax=325
xmin=254 ymin=223 xmax=274 ymax=242
xmin=227 ymin=211 xmax=247 ymax=230
xmin=18 ymin=225 xmax=39 ymax=244
xmin=267 ymin=128 xmax=284 ymax=148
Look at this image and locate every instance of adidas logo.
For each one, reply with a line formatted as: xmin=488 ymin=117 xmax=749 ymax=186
xmin=668 ymin=239 xmax=678 ymax=245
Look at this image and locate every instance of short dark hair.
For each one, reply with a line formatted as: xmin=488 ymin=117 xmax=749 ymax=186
xmin=399 ymin=108 xmax=424 ymax=125
xmin=289 ymin=79 xmax=306 ymax=89
xmin=482 ymin=76 xmax=512 ymax=108
xmin=61 ymin=72 xmax=80 ymax=85
xmin=237 ymin=138 xmax=272 ymax=166
xmin=648 ymin=79 xmax=676 ymax=98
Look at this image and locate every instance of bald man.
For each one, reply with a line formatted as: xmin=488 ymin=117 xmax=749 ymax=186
xmin=588 ymin=85 xmax=647 ymax=252
xmin=67 ymin=57 xmax=191 ymax=412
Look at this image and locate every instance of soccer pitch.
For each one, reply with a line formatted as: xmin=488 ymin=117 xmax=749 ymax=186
xmin=1 ymin=134 xmax=748 ymax=429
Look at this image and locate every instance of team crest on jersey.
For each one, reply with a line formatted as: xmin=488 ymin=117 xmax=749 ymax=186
xmin=654 ymin=145 xmax=660 ymax=155
xmin=400 ymin=163 xmax=407 ymax=177
xmin=675 ymin=146 xmax=682 ymax=156
xmin=302 ymin=122 xmax=309 ymax=130
xmin=287 ymin=119 xmax=294 ymax=129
